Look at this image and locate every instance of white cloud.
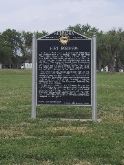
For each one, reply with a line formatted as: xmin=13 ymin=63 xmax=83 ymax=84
xmin=0 ymin=0 xmax=124 ymax=32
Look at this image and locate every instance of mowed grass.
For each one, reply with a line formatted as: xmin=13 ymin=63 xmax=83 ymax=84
xmin=0 ymin=70 xmax=124 ymax=165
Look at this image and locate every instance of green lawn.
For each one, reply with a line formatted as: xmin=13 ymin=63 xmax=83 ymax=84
xmin=0 ymin=70 xmax=124 ymax=165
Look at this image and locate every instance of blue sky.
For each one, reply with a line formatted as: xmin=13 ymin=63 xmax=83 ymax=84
xmin=0 ymin=0 xmax=124 ymax=32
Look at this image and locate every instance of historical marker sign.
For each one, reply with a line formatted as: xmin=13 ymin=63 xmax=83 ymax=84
xmin=32 ymin=31 xmax=97 ymax=120
xmin=37 ymin=31 xmax=92 ymax=105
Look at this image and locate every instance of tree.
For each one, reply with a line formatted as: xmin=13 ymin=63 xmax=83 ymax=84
xmin=21 ymin=31 xmax=48 ymax=63
xmin=2 ymin=29 xmax=22 ymax=68
xmin=67 ymin=24 xmax=98 ymax=37
xmin=104 ymin=29 xmax=124 ymax=71
xmin=96 ymin=28 xmax=124 ymax=71
xmin=0 ymin=33 xmax=12 ymax=68
xmin=21 ymin=31 xmax=33 ymax=63
xmin=35 ymin=31 xmax=48 ymax=39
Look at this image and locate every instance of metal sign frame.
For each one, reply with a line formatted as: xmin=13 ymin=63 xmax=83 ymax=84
xmin=31 ymin=32 xmax=97 ymax=121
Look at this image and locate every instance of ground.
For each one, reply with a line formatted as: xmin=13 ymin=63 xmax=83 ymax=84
xmin=0 ymin=70 xmax=124 ymax=165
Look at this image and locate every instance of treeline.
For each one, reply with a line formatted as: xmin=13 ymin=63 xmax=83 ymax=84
xmin=0 ymin=24 xmax=124 ymax=71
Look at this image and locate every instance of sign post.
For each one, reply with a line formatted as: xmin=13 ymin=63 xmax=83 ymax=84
xmin=31 ymin=34 xmax=37 ymax=119
xmin=92 ymin=34 xmax=97 ymax=121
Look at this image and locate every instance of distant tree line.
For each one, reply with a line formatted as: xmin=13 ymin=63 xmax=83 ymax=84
xmin=0 ymin=24 xmax=124 ymax=71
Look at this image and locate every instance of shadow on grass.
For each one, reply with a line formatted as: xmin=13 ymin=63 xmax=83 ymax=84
xmin=37 ymin=105 xmax=91 ymax=119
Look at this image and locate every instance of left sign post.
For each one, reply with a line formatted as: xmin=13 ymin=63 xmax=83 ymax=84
xmin=31 ymin=34 xmax=37 ymax=119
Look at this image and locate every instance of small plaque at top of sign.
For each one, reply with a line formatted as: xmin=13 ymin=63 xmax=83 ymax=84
xmin=59 ymin=35 xmax=70 ymax=45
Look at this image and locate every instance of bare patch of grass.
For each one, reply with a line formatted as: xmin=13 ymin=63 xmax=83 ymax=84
xmin=102 ymin=111 xmax=124 ymax=123
xmin=53 ymin=159 xmax=92 ymax=165
xmin=39 ymin=160 xmax=54 ymax=165
xmin=18 ymin=160 xmax=53 ymax=165
xmin=0 ymin=126 xmax=25 ymax=138
xmin=47 ymin=126 xmax=92 ymax=136
xmin=74 ymin=161 xmax=92 ymax=165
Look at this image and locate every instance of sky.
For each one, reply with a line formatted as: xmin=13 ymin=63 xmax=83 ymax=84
xmin=0 ymin=0 xmax=124 ymax=33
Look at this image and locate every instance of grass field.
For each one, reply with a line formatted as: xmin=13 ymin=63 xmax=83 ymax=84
xmin=0 ymin=70 xmax=124 ymax=165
